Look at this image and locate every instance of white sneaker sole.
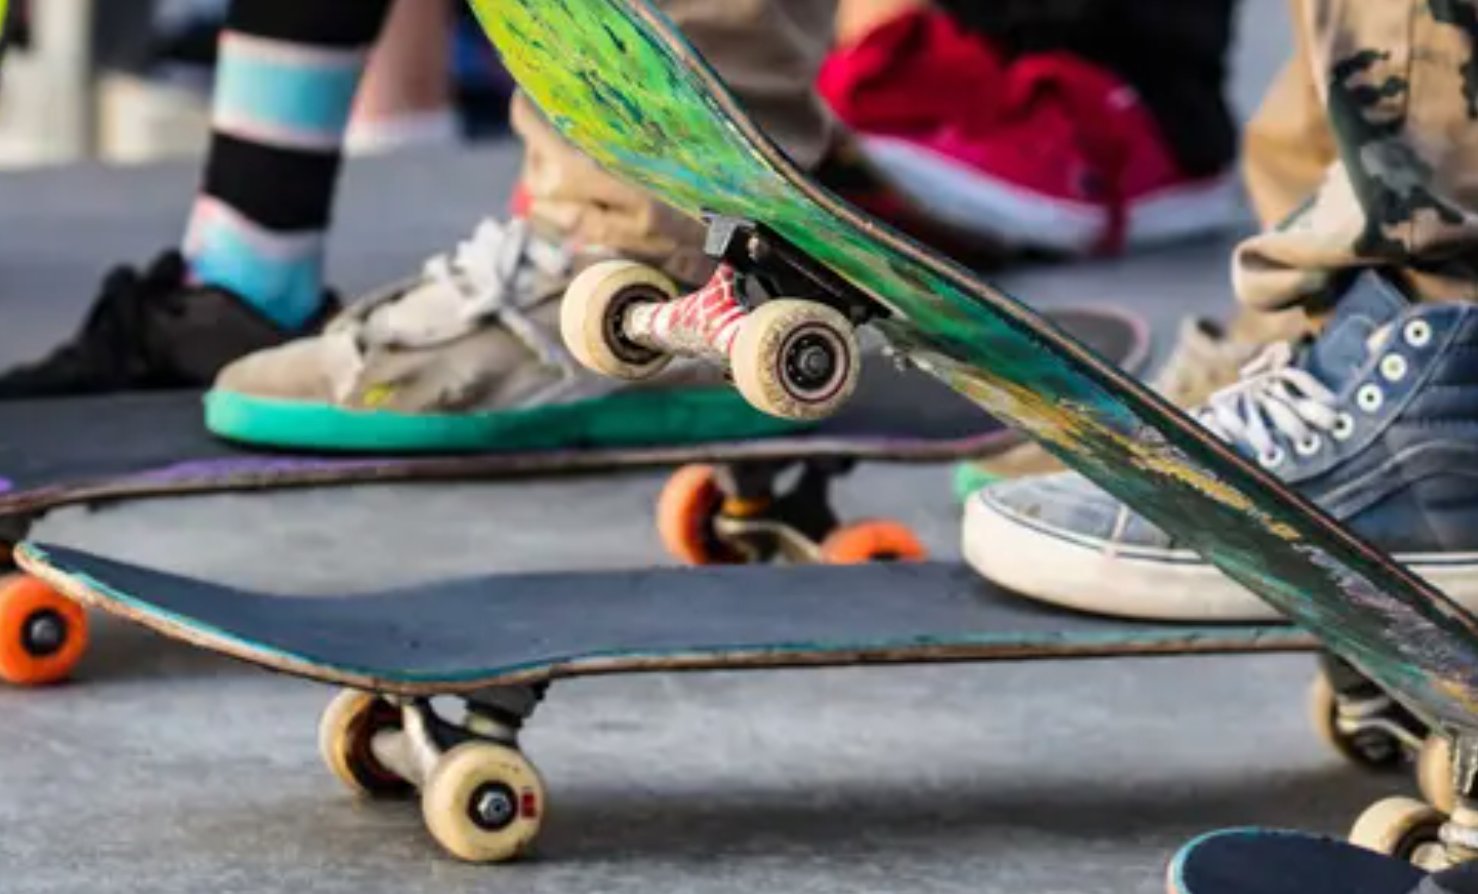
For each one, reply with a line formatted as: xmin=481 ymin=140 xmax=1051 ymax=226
xmin=962 ymin=493 xmax=1478 ymax=622
xmin=858 ymin=135 xmax=1244 ymax=254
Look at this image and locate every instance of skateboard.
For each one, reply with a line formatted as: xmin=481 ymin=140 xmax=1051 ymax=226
xmin=27 ymin=0 xmax=1478 ymax=868
xmin=0 ymin=307 xmax=1145 ymax=686
xmin=1166 ymin=828 xmax=1430 ymax=894
xmin=14 ymin=541 xmax=1318 ymax=862
xmin=467 ymin=0 xmax=1478 ymax=869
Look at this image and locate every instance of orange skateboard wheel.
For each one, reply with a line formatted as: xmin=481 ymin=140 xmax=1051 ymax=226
xmin=656 ymin=465 xmax=741 ymax=565
xmin=820 ymin=520 xmax=928 ymax=564
xmin=0 ymin=574 xmax=88 ymax=685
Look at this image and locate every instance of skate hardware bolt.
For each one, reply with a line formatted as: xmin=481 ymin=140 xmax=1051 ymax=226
xmin=788 ymin=334 xmax=838 ymax=390
xmin=470 ymin=783 xmax=518 ymax=831
xmin=22 ymin=610 xmax=65 ymax=657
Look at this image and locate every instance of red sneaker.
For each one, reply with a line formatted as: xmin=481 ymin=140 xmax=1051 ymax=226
xmin=818 ymin=9 xmax=1006 ymax=144
xmin=819 ymin=13 xmax=1240 ymax=256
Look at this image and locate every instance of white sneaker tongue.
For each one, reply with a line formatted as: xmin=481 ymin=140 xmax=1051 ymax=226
xmin=363 ymin=279 xmax=481 ymax=347
xmin=1304 ymin=315 xmax=1388 ymax=390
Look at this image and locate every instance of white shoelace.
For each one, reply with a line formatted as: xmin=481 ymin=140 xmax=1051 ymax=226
xmin=1194 ymin=340 xmax=1343 ymax=465
xmin=381 ymin=218 xmax=574 ymax=365
xmin=425 ymin=218 xmax=571 ymax=322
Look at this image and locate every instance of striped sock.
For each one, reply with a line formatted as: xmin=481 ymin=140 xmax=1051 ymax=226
xmin=183 ymin=0 xmax=393 ymax=329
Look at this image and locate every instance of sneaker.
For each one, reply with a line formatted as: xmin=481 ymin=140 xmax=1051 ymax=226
xmin=0 ymin=251 xmax=332 ymax=399
xmin=818 ymin=10 xmax=1240 ymax=255
xmin=814 ymin=134 xmax=1007 ymax=267
xmin=964 ymin=272 xmax=1478 ymax=621
xmin=206 ymin=218 xmax=800 ymax=453
xmin=952 ymin=315 xmax=1261 ymax=497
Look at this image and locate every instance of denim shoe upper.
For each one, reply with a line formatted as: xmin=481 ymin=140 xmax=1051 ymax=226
xmin=981 ymin=272 xmax=1478 ymax=556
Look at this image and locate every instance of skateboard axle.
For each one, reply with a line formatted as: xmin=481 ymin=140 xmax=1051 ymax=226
xmin=320 ymin=686 xmax=548 ymax=863
xmin=561 ymin=218 xmax=865 ymax=421
xmin=621 ymin=264 xmax=747 ymax=365
xmin=1426 ymin=738 xmax=1478 ymax=867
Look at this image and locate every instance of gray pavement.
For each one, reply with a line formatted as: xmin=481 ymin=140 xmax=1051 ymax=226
xmin=0 ymin=3 xmax=1419 ymax=892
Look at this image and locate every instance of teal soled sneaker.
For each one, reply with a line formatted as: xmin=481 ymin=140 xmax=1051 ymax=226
xmin=206 ymin=218 xmax=797 ymax=453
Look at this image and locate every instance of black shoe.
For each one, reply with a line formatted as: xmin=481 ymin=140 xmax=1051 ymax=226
xmin=0 ymin=251 xmax=337 ymax=399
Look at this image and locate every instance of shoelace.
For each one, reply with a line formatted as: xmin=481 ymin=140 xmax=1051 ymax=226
xmin=1152 ymin=325 xmax=1257 ymax=407
xmin=383 ymin=218 xmax=574 ymax=366
xmin=1194 ymin=340 xmax=1343 ymax=466
xmin=426 ymin=219 xmax=569 ymax=320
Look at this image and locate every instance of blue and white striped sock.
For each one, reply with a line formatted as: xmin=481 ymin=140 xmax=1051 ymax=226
xmin=182 ymin=0 xmax=393 ymax=329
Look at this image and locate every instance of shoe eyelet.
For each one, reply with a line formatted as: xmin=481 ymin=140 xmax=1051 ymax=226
xmin=1404 ymin=319 xmax=1433 ymax=348
xmin=1294 ymin=434 xmax=1322 ymax=457
xmin=1259 ymin=446 xmax=1287 ymax=469
xmin=1357 ymin=383 xmax=1384 ymax=413
xmin=1332 ymin=413 xmax=1356 ymax=441
xmin=1380 ymin=353 xmax=1409 ymax=382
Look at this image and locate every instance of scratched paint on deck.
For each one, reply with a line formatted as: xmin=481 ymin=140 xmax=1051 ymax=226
xmin=467 ymin=0 xmax=1478 ymax=730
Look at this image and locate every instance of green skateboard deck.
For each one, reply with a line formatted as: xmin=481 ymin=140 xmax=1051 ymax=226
xmin=464 ymin=0 xmax=1478 ymax=745
xmin=461 ymin=0 xmax=1478 ymax=865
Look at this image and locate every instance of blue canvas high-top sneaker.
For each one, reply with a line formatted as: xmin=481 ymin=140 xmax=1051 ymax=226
xmin=964 ymin=271 xmax=1478 ymax=620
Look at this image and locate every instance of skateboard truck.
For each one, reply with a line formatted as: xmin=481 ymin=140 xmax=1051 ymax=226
xmin=562 ymin=215 xmax=926 ymax=566
xmin=1330 ymin=656 xmax=1478 ymax=872
xmin=318 ymin=684 xmax=548 ymax=863
xmin=1312 ymin=654 xmax=1429 ymax=768
xmin=560 ymin=216 xmax=878 ymax=421
xmin=1345 ymin=732 xmax=1478 ymax=870
xmin=655 ymin=460 xmax=926 ymax=565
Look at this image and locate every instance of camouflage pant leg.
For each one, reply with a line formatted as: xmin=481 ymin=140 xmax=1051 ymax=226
xmin=1234 ymin=0 xmax=1478 ymax=318
xmin=1220 ymin=0 xmax=1329 ymax=344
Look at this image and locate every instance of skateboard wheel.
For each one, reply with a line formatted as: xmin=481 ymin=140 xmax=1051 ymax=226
xmin=820 ymin=520 xmax=928 ymax=564
xmin=560 ymin=260 xmax=677 ymax=380
xmin=731 ymin=299 xmax=860 ymax=421
xmin=1350 ymin=796 xmax=1446 ymax=863
xmin=0 ymin=574 xmax=88 ymax=686
xmin=1417 ymin=735 xmax=1457 ymax=816
xmin=657 ymin=464 xmax=743 ymax=565
xmin=1308 ymin=672 xmax=1406 ymax=770
xmin=422 ymin=742 xmax=546 ymax=863
xmin=318 ymin=689 xmax=414 ymax=798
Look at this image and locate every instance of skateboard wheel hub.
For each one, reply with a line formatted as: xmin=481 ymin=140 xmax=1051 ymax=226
xmin=470 ymin=782 xmax=518 ymax=831
xmin=21 ymin=609 xmax=66 ymax=657
xmin=786 ymin=332 xmax=839 ymax=391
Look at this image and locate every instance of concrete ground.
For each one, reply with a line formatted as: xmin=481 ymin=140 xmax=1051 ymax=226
xmin=0 ymin=3 xmax=1419 ymax=892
